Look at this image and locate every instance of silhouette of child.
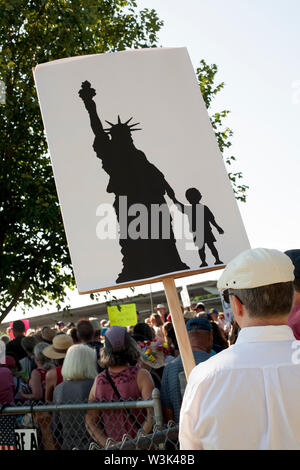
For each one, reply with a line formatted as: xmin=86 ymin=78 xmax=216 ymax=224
xmin=175 ymin=188 xmax=224 ymax=267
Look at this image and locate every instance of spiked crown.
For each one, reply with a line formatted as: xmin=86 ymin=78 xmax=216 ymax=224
xmin=104 ymin=116 xmax=142 ymax=135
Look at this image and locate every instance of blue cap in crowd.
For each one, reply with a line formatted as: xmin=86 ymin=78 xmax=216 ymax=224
xmin=186 ymin=318 xmax=212 ymax=332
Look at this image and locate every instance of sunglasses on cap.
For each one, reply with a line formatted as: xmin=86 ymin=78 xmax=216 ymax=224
xmin=222 ymin=289 xmax=244 ymax=305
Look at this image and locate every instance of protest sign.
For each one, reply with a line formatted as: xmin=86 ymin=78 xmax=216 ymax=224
xmin=9 ymin=320 xmax=30 ymax=339
xmin=15 ymin=429 xmax=38 ymax=450
xmin=107 ymin=304 xmax=137 ymax=327
xmin=180 ymin=285 xmax=191 ymax=308
xmin=33 ymin=48 xmax=249 ymax=294
xmin=33 ymin=48 xmax=250 ymax=377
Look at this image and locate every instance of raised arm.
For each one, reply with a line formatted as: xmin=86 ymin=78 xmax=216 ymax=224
xmin=78 ymin=81 xmax=105 ymax=137
xmin=163 ymin=180 xmax=186 ymax=212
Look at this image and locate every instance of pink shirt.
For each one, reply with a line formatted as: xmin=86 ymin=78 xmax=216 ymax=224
xmin=288 ymin=301 xmax=300 ymax=340
xmin=0 ymin=367 xmax=15 ymax=404
xmin=95 ymin=366 xmax=144 ymax=441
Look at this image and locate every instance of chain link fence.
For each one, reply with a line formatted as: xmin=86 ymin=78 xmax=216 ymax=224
xmin=0 ymin=389 xmax=179 ymax=450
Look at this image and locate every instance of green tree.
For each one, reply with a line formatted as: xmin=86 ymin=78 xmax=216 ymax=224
xmin=0 ymin=1 xmax=247 ymax=323
xmin=0 ymin=0 xmax=163 ymax=323
xmin=196 ymin=60 xmax=248 ymax=202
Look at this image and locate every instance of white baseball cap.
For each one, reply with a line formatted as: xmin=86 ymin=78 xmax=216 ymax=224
xmin=156 ymin=304 xmax=167 ymax=309
xmin=89 ymin=317 xmax=100 ymax=331
xmin=217 ymin=248 xmax=295 ymax=291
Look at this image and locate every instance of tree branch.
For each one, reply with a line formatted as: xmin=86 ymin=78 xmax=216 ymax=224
xmin=0 ymin=242 xmax=51 ymax=323
xmin=0 ymin=277 xmax=31 ymax=323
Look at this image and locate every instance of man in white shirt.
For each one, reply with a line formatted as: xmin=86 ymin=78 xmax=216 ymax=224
xmin=179 ymin=247 xmax=300 ymax=450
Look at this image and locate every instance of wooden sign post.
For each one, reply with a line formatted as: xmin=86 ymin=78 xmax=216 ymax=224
xmin=163 ymin=277 xmax=196 ymax=378
xmin=33 ymin=48 xmax=250 ymax=382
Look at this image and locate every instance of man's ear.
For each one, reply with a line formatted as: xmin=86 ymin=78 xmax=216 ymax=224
xmin=231 ymin=295 xmax=244 ymax=322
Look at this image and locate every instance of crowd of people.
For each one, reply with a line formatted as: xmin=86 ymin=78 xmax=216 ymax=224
xmin=0 ymin=298 xmax=231 ymax=449
xmin=1 ymin=247 xmax=300 ymax=450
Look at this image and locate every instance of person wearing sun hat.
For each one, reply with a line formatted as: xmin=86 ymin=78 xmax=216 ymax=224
xmin=138 ymin=339 xmax=169 ymax=389
xmin=180 ymin=247 xmax=300 ymax=450
xmin=43 ymin=333 xmax=73 ymax=360
xmin=155 ymin=303 xmax=169 ymax=322
xmin=41 ymin=326 xmax=57 ymax=344
xmin=43 ymin=333 xmax=73 ymax=402
xmin=20 ymin=342 xmax=54 ymax=403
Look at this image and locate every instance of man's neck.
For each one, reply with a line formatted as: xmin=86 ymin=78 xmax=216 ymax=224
xmin=240 ymin=316 xmax=289 ymax=328
xmin=190 ymin=344 xmax=210 ymax=353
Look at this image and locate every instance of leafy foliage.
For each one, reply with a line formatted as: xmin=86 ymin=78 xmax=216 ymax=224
xmin=196 ymin=60 xmax=248 ymax=202
xmin=0 ymin=0 xmax=162 ymax=322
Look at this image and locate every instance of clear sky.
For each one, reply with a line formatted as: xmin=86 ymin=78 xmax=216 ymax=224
xmin=135 ymin=0 xmax=300 ymax=250
xmin=3 ymin=0 xmax=300 ymax=324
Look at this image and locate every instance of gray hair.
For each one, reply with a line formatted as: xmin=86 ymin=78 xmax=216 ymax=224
xmin=229 ymin=281 xmax=294 ymax=318
xmin=21 ymin=336 xmax=37 ymax=355
xmin=62 ymin=344 xmax=98 ymax=381
xmin=33 ymin=342 xmax=53 ymax=370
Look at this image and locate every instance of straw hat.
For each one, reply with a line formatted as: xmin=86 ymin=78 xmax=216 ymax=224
xmin=43 ymin=333 xmax=73 ymax=359
xmin=41 ymin=327 xmax=57 ymax=343
xmin=138 ymin=339 xmax=169 ymax=369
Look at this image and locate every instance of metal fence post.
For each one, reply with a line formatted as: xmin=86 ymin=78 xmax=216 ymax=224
xmin=152 ymin=388 xmax=163 ymax=428
xmin=151 ymin=388 xmax=165 ymax=450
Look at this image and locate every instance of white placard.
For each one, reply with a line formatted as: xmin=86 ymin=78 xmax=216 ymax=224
xmin=180 ymin=285 xmax=191 ymax=308
xmin=33 ymin=48 xmax=250 ymax=293
xmin=220 ymin=292 xmax=234 ymax=323
xmin=15 ymin=429 xmax=38 ymax=450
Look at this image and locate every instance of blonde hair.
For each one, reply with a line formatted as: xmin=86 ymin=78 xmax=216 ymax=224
xmin=62 ymin=344 xmax=98 ymax=380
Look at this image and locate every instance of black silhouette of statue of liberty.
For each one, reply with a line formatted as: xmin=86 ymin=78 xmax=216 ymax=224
xmin=78 ymin=81 xmax=189 ymax=283
xmin=175 ymin=187 xmax=224 ymax=267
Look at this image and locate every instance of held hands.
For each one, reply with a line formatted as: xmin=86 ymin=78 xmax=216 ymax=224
xmin=166 ymin=187 xmax=176 ymax=201
xmin=166 ymin=188 xmax=182 ymax=206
